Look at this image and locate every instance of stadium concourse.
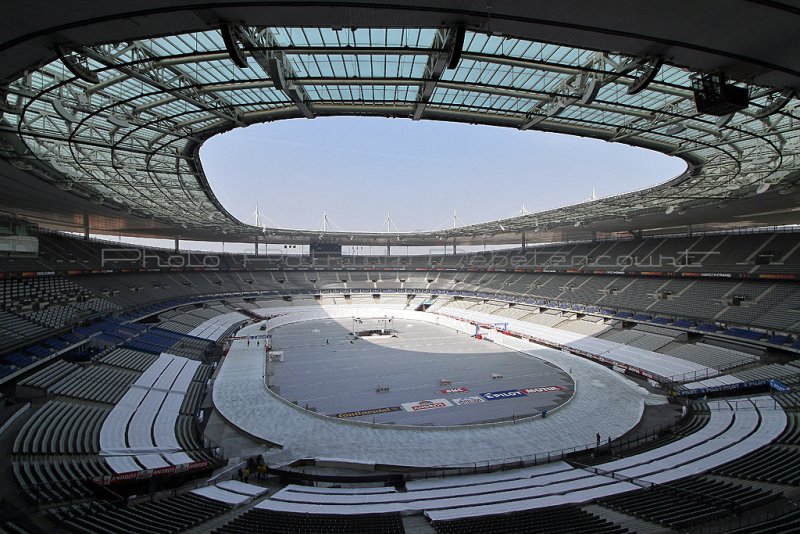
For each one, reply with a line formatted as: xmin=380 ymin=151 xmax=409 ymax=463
xmin=3 ymin=1 xmax=800 ymax=533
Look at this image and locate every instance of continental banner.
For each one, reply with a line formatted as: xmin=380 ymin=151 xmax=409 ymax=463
xmin=334 ymin=406 xmax=401 ymax=419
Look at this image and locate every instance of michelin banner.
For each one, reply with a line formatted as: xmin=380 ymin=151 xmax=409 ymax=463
xmin=451 ymin=396 xmax=486 ymax=406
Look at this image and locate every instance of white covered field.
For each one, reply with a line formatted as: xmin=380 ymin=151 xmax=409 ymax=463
xmin=269 ymin=318 xmax=574 ymax=426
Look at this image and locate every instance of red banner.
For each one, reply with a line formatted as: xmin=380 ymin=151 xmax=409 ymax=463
xmin=441 ymin=387 xmax=469 ymax=394
xmin=104 ymin=460 xmax=210 ymax=486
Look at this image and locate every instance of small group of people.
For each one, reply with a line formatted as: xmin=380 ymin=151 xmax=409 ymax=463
xmin=237 ymin=456 xmax=268 ymax=483
xmin=255 ymin=463 xmax=267 ymax=480
xmin=237 ymin=467 xmax=250 ymax=483
xmin=596 ymin=432 xmax=613 ymax=449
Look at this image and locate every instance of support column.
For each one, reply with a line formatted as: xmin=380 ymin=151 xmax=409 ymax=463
xmin=521 ymin=232 xmax=527 ymax=250
xmin=386 ymin=241 xmax=391 ymax=257
xmin=254 ymin=235 xmax=259 ymax=256
xmin=452 ymin=238 xmax=457 ymax=255
xmin=174 ymin=237 xmax=179 ymax=252
xmin=687 ymin=224 xmax=693 ymax=237
xmin=82 ymin=214 xmax=89 ymax=240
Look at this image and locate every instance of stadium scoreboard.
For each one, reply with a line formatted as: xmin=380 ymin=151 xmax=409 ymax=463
xmin=310 ymin=243 xmax=342 ymax=256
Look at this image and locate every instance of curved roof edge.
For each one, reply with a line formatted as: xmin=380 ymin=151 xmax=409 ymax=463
xmin=0 ymin=1 xmax=799 ymax=244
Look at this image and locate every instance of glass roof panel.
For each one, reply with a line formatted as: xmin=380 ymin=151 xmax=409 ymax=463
xmin=5 ymin=25 xmax=794 ymax=235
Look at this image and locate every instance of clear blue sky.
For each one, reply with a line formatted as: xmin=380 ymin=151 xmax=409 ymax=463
xmin=115 ymin=117 xmax=684 ymax=253
xmin=200 ymin=117 xmax=685 ymax=232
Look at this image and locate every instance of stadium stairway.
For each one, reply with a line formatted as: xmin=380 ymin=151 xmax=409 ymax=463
xmin=580 ymin=504 xmax=670 ymax=534
xmin=401 ymin=514 xmax=438 ymax=534
xmin=182 ymin=486 xmax=274 ymax=534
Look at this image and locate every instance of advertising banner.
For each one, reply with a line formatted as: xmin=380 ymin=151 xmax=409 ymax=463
xmin=401 ymin=398 xmax=452 ymax=412
xmin=519 ymin=385 xmax=565 ymax=394
xmin=334 ymin=406 xmax=402 ymax=419
xmin=450 ymin=396 xmax=486 ymax=406
xmin=479 ymin=389 xmax=528 ymax=401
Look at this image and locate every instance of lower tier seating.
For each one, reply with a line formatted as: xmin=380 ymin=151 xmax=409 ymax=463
xmin=215 ymin=508 xmax=406 ymax=534
xmin=429 ymin=504 xmax=627 ymax=534
xmin=51 ymin=492 xmax=231 ymax=534
xmin=597 ymin=476 xmax=781 ymax=529
xmin=726 ymin=507 xmax=800 ymax=534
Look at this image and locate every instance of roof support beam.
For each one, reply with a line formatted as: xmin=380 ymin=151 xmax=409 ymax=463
xmin=520 ymin=53 xmax=663 ymax=131
xmin=413 ymin=27 xmax=462 ymax=121
xmin=80 ymin=45 xmax=246 ymax=128
xmin=55 ymin=46 xmax=100 ymax=84
xmin=233 ymin=26 xmax=315 ymax=119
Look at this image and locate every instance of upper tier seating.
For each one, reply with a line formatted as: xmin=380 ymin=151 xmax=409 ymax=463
xmin=12 ymin=348 xmax=210 ymax=503
xmin=100 ymin=352 xmax=209 ymax=472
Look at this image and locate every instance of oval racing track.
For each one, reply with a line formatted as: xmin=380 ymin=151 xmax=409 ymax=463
xmin=212 ymin=306 xmax=661 ymax=468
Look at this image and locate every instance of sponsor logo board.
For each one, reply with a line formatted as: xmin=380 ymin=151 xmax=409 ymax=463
xmin=441 ymin=387 xmax=469 ymax=394
xmin=451 ymin=396 xmax=486 ymax=406
xmin=401 ymin=398 xmax=452 ymax=412
xmin=479 ymin=389 xmax=528 ymax=401
xmin=334 ymin=406 xmax=402 ymax=419
xmin=106 ymin=460 xmax=209 ymax=485
xmin=519 ymin=385 xmax=565 ymax=394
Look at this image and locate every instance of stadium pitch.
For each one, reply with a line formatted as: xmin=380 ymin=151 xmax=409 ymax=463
xmin=269 ymin=318 xmax=574 ymax=426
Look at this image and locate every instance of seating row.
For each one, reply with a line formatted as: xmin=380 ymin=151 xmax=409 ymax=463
xmin=253 ymin=397 xmax=783 ymax=522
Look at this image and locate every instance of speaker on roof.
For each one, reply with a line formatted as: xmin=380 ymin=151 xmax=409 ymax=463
xmin=447 ymin=26 xmax=466 ymax=70
xmin=220 ymin=25 xmax=248 ymax=69
xmin=627 ymin=58 xmax=663 ymax=95
xmin=691 ymin=73 xmax=749 ymax=116
xmin=579 ymin=77 xmax=601 ymax=105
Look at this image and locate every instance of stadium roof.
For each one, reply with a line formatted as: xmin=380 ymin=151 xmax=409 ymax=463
xmin=1 ymin=1 xmax=799 ymax=246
